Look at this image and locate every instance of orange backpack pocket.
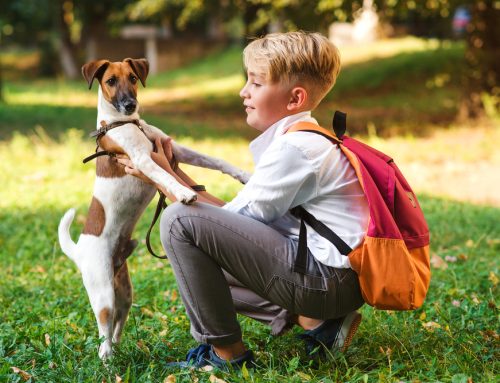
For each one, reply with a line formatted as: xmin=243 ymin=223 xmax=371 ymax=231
xmin=349 ymin=237 xmax=430 ymax=310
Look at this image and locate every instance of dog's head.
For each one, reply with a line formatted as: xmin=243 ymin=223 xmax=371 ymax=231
xmin=82 ymin=58 xmax=149 ymax=116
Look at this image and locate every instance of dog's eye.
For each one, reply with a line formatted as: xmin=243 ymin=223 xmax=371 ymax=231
xmin=106 ymin=77 xmax=116 ymax=86
xmin=129 ymin=75 xmax=137 ymax=84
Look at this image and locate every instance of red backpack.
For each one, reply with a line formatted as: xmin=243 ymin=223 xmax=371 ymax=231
xmin=287 ymin=112 xmax=431 ymax=310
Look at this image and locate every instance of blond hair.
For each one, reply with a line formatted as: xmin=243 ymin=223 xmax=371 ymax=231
xmin=243 ymin=31 xmax=341 ymax=109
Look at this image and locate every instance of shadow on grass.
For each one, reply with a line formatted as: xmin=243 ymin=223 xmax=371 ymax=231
xmin=0 ymin=195 xmax=498 ymax=381
xmin=0 ymin=43 xmax=466 ymax=144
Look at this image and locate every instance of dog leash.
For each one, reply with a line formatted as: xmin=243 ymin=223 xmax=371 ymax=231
xmin=145 ymin=184 xmax=206 ymax=260
xmin=145 ymin=191 xmax=169 ymax=259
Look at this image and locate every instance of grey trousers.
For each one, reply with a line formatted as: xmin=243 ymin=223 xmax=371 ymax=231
xmin=160 ymin=202 xmax=364 ymax=346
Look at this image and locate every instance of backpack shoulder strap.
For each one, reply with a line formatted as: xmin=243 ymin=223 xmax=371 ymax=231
xmin=287 ymin=122 xmax=342 ymax=145
xmin=286 ymin=121 xmax=352 ymax=273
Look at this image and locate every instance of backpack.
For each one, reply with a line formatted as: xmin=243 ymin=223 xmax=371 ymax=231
xmin=287 ymin=111 xmax=431 ymax=310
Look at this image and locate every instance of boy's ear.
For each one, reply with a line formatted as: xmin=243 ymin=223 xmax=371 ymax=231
xmin=287 ymin=87 xmax=308 ymax=111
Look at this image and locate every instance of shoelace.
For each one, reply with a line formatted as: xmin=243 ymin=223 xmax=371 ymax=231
xmin=185 ymin=344 xmax=211 ymax=365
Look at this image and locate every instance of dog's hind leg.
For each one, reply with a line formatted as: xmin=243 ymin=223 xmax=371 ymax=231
xmin=111 ymin=239 xmax=136 ymax=344
xmin=78 ymin=237 xmax=116 ymax=360
xmin=112 ymin=261 xmax=133 ymax=344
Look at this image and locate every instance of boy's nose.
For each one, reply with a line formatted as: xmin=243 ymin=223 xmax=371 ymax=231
xmin=239 ymin=83 xmax=249 ymax=98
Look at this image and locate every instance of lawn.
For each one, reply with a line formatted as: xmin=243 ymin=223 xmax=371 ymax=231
xmin=0 ymin=38 xmax=498 ymax=382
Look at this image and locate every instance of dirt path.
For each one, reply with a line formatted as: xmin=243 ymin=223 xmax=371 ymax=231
xmin=369 ymin=123 xmax=500 ymax=207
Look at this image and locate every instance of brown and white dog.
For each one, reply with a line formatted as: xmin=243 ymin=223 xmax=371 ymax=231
xmin=58 ymin=58 xmax=249 ymax=359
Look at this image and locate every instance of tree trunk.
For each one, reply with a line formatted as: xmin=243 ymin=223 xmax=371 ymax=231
xmin=459 ymin=1 xmax=500 ymax=120
xmin=56 ymin=0 xmax=79 ymax=79
xmin=243 ymin=3 xmax=268 ymax=39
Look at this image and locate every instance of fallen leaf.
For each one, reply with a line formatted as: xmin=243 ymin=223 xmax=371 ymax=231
xmin=209 ymin=374 xmax=227 ymax=383
xmin=141 ymin=307 xmax=154 ymax=317
xmin=241 ymin=363 xmax=249 ymax=379
xmin=164 ymin=375 xmax=176 ymax=383
xmin=296 ymin=371 xmax=312 ymax=381
xmin=458 ymin=253 xmax=468 ymax=261
xmin=480 ymin=330 xmax=499 ymax=341
xmin=33 ymin=265 xmax=47 ymax=273
xmin=471 ymin=294 xmax=480 ymax=304
xmin=136 ymin=340 xmax=150 ymax=355
xmin=76 ymin=214 xmax=86 ymax=225
xmin=452 ymin=300 xmax=461 ymax=307
xmin=11 ymin=367 xmax=32 ymax=381
xmin=159 ymin=329 xmax=168 ymax=337
xmin=419 ymin=312 xmax=427 ymax=321
xmin=465 ymin=239 xmax=474 ymax=248
xmin=422 ymin=321 xmax=441 ymax=331
xmin=116 ymin=375 xmax=123 ymax=383
xmin=171 ymin=290 xmax=178 ymax=301
xmin=45 ymin=333 xmax=51 ymax=346
xmin=445 ymin=255 xmax=457 ymax=263
xmin=431 ymin=254 xmax=448 ymax=270
xmin=379 ymin=346 xmax=392 ymax=356
xmin=488 ymin=271 xmax=498 ymax=286
xmin=49 ymin=361 xmax=57 ymax=369
xmin=487 ymin=238 xmax=500 ymax=247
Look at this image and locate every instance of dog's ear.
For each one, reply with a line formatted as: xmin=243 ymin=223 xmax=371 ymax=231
xmin=82 ymin=60 xmax=110 ymax=90
xmin=124 ymin=58 xmax=149 ymax=87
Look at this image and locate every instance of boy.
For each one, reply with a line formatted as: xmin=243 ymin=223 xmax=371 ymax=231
xmin=119 ymin=31 xmax=369 ymax=369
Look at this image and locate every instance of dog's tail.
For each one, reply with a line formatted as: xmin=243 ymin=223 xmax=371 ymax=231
xmin=58 ymin=208 xmax=77 ymax=262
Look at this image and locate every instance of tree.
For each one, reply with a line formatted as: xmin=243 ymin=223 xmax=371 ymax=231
xmin=459 ymin=1 xmax=499 ymax=118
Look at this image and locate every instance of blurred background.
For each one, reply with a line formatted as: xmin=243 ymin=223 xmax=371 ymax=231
xmin=0 ymin=0 xmax=498 ymax=205
xmin=1 ymin=2 xmax=499 ymax=382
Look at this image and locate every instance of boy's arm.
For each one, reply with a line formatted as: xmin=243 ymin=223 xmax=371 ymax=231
xmin=223 ymin=140 xmax=317 ymax=222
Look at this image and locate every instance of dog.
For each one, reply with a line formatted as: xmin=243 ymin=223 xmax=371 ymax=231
xmin=58 ymin=58 xmax=250 ymax=359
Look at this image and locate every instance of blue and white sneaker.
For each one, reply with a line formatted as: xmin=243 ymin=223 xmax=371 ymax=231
xmin=166 ymin=343 xmax=255 ymax=371
xmin=299 ymin=311 xmax=362 ymax=357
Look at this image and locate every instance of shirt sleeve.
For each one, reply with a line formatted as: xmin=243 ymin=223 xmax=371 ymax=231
xmin=223 ymin=139 xmax=318 ymax=223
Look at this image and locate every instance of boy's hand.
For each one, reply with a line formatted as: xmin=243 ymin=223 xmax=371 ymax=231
xmin=152 ymin=137 xmax=178 ymax=171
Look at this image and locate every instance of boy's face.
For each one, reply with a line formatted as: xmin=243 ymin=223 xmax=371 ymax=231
xmin=240 ymin=70 xmax=293 ymax=132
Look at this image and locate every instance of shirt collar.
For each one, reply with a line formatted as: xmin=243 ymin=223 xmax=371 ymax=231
xmin=249 ymin=111 xmax=317 ymax=165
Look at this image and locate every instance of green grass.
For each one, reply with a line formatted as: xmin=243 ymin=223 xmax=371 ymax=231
xmin=1 ymin=195 xmax=498 ymax=382
xmin=0 ymin=38 xmax=499 ymax=382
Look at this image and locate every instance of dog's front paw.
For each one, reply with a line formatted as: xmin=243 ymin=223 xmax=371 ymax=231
xmin=237 ymin=171 xmax=251 ymax=184
xmin=175 ymin=186 xmax=198 ymax=204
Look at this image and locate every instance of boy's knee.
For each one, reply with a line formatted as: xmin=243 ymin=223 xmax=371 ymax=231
xmin=160 ymin=202 xmax=196 ymax=240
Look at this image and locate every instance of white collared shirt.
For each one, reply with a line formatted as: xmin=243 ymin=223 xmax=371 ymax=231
xmin=223 ymin=112 xmax=369 ymax=268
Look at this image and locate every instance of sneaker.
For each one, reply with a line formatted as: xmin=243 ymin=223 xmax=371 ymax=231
xmin=299 ymin=311 xmax=362 ymax=357
xmin=166 ymin=343 xmax=255 ymax=371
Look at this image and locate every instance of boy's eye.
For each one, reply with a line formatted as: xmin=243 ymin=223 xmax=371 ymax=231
xmin=252 ymin=82 xmax=261 ymax=87
xmin=106 ymin=77 xmax=116 ymax=86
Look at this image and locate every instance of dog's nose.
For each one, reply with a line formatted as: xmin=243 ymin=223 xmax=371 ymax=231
xmin=124 ymin=100 xmax=137 ymax=113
